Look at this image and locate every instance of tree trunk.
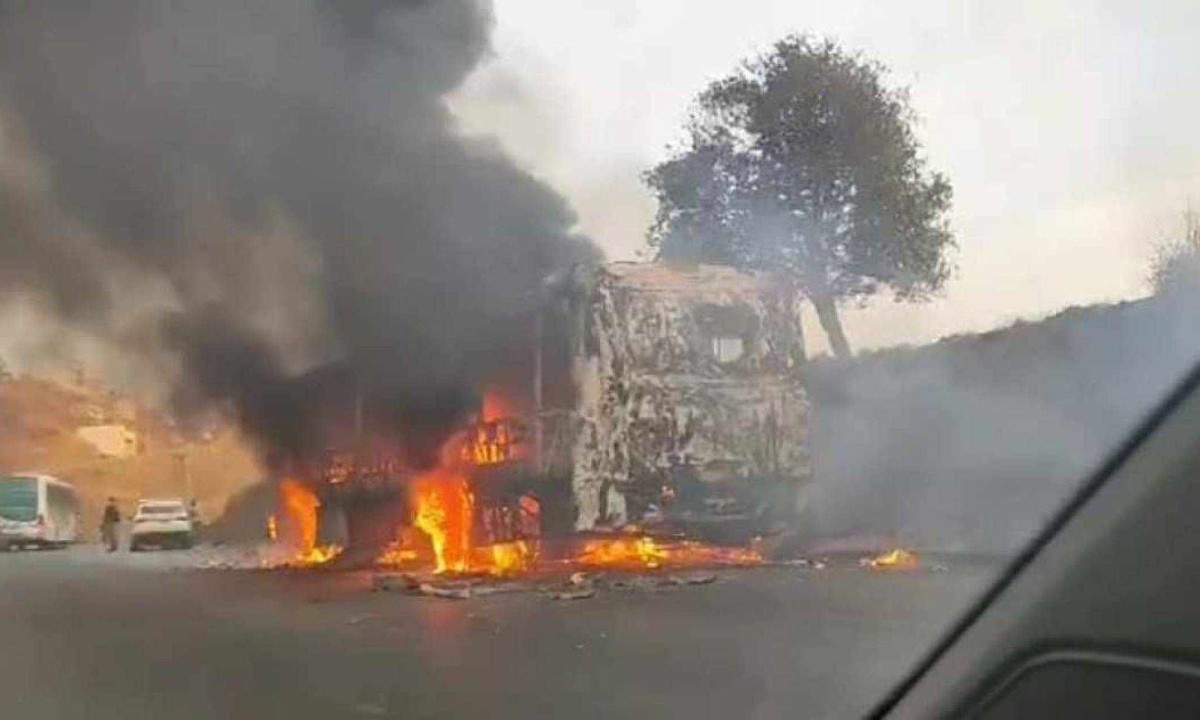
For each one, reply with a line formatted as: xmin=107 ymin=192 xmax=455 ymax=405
xmin=810 ymin=292 xmax=852 ymax=358
xmin=779 ymin=285 xmax=808 ymax=367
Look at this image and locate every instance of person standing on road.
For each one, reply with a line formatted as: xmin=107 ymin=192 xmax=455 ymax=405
xmin=100 ymin=497 xmax=120 ymax=552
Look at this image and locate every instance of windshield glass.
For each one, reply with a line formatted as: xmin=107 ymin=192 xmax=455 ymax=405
xmin=0 ymin=2 xmax=1197 ymax=718
xmin=0 ymin=477 xmax=38 ymax=522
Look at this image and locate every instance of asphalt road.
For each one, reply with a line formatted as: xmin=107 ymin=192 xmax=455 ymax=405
xmin=0 ymin=546 xmax=995 ymax=719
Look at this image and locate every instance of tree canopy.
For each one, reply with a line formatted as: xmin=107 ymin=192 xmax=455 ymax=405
xmin=645 ymin=35 xmax=955 ymax=357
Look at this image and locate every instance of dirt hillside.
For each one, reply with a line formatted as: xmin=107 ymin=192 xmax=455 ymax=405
xmin=0 ymin=376 xmax=263 ymax=539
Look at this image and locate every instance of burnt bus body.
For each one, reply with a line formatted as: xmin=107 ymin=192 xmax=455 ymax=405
xmin=282 ymin=262 xmax=812 ymax=557
xmin=568 ymin=263 xmax=813 ymax=543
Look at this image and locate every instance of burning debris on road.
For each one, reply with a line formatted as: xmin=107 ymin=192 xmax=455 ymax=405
xmin=574 ymin=534 xmax=762 ymax=571
xmin=865 ymin=549 xmax=921 ymax=571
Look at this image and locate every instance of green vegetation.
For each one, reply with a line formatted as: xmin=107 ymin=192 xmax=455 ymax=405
xmin=645 ymin=35 xmax=955 ymax=357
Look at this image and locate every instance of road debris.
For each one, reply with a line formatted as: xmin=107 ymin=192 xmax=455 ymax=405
xmin=418 ymin=582 xmax=472 ymax=600
xmin=550 ymin=587 xmax=597 ymax=601
xmin=782 ymin=557 xmax=826 ymax=569
xmin=604 ymin=576 xmax=662 ymax=593
xmin=371 ymin=572 xmax=420 ymax=593
xmin=661 ymin=572 xmax=717 ymax=586
xmin=367 ymin=567 xmax=734 ymax=601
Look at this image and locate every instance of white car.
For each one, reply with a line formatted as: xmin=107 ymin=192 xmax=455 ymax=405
xmin=129 ymin=499 xmax=195 ymax=551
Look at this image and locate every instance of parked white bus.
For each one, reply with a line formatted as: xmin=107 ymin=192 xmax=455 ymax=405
xmin=0 ymin=473 xmax=82 ymax=550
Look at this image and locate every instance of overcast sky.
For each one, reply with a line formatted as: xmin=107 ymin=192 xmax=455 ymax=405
xmin=451 ymin=0 xmax=1200 ymax=353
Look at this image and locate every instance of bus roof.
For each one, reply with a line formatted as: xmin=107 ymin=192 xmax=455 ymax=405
xmin=2 ymin=473 xmax=75 ymax=489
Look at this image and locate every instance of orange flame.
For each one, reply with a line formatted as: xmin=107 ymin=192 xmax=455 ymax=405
xmin=461 ymin=390 xmax=522 ymax=466
xmin=484 ymin=540 xmax=535 ymax=575
xmin=579 ymin=535 xmax=668 ymax=569
xmin=294 ymin=544 xmax=342 ymax=565
xmin=278 ymin=479 xmax=342 ymax=566
xmin=577 ymin=535 xmax=762 ymax=570
xmin=463 ymin=421 xmax=515 ymax=465
xmin=376 ymin=403 xmax=534 ymax=575
xmin=867 ymin=548 xmax=919 ymax=570
xmin=280 ymin=479 xmax=318 ymax=551
xmin=266 ymin=514 xmax=278 ymax=542
xmin=412 ymin=471 xmax=473 ymax=574
xmin=375 ymin=545 xmax=420 ymax=566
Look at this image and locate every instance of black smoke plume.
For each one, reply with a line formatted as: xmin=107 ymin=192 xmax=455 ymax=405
xmin=0 ymin=0 xmax=598 ymax=465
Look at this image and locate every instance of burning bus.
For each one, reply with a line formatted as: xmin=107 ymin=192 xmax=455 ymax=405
xmin=270 ymin=261 xmax=812 ymax=573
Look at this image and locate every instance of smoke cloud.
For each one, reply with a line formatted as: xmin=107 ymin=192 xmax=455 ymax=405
xmin=0 ymin=0 xmax=598 ymax=463
xmin=805 ymin=292 xmax=1200 ymax=553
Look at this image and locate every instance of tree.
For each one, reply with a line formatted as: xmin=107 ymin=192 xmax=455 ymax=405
xmin=645 ymin=35 xmax=955 ymax=357
xmin=1149 ymin=209 xmax=1200 ymax=294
